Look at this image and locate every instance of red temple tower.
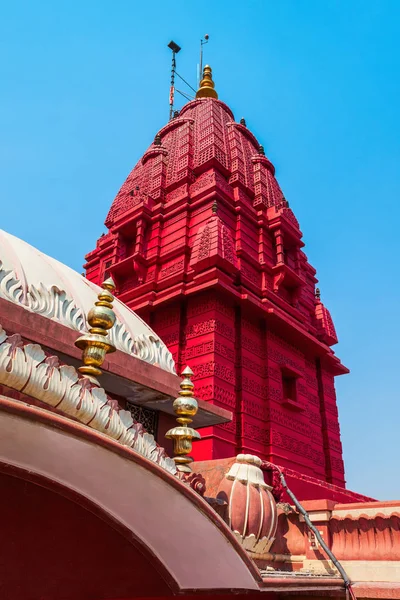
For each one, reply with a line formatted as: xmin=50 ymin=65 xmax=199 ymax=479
xmin=85 ymin=65 xmax=348 ymax=487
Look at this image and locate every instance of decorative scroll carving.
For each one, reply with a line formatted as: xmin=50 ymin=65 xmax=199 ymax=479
xmin=134 ymin=334 xmax=176 ymax=373
xmin=185 ymin=340 xmax=214 ymax=360
xmin=108 ymin=319 xmax=134 ymax=353
xmin=192 ymin=361 xmax=235 ymax=384
xmin=198 ymin=225 xmax=211 ymax=260
xmin=0 ymin=325 xmax=177 ymax=476
xmin=28 ymin=282 xmax=85 ymax=332
xmin=243 ymin=398 xmax=265 ymax=419
xmin=242 ymin=334 xmax=266 ymax=358
xmin=159 ymin=259 xmax=185 ymax=280
xmin=190 ymin=172 xmax=215 ymax=195
xmin=186 ymin=319 xmax=235 ymax=341
xmin=0 ymin=262 xmax=176 ymax=374
xmin=178 ymin=471 xmax=207 ymax=496
xmin=244 ymin=422 xmax=269 ymax=444
xmin=159 ymin=330 xmax=180 ymax=346
xmin=221 ymin=223 xmax=237 ymax=264
xmin=196 ymin=383 xmax=236 ymax=407
xmin=218 ymin=419 xmax=236 ymax=434
xmin=242 ymin=355 xmax=267 ymax=378
xmin=187 ymin=296 xmax=234 ymax=319
xmin=241 ymin=375 xmax=267 ymax=399
xmin=0 ymin=261 xmax=24 ymax=304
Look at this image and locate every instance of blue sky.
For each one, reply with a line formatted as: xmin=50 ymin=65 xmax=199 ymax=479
xmin=1 ymin=1 xmax=399 ymax=499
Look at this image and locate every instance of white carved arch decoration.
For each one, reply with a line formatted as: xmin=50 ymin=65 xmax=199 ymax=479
xmin=0 ymin=324 xmax=177 ymax=476
xmin=0 ymin=260 xmax=175 ymax=374
xmin=0 ymin=260 xmax=24 ymax=304
xmin=27 ymin=282 xmax=85 ymax=332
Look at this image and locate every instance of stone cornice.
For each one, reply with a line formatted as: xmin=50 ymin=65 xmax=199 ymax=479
xmin=0 ymin=247 xmax=175 ymax=374
xmin=0 ymin=323 xmax=177 ymax=476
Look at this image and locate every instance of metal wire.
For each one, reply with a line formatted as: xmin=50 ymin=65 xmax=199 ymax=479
xmin=262 ymin=461 xmax=357 ymax=599
xmin=175 ymin=71 xmax=197 ymax=93
xmin=175 ymin=89 xmax=194 ymax=101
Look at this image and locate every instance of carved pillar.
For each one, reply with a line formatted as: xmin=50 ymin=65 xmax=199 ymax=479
xmin=236 ymin=312 xmax=269 ymax=458
xmin=274 ymin=229 xmax=285 ymax=265
xmin=316 ymin=359 xmax=345 ymax=486
xmin=184 ymin=292 xmax=237 ymax=460
xmin=135 ymin=218 xmax=145 ymax=255
xmin=294 ymin=246 xmax=301 ymax=273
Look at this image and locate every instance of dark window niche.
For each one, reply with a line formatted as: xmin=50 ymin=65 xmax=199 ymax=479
xmin=281 ymin=367 xmax=304 ymax=412
xmin=282 ymin=374 xmax=296 ymax=401
xmin=103 ymin=259 xmax=112 ymax=281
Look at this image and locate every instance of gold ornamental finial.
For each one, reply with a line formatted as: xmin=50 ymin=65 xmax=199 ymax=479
xmin=196 ymin=65 xmax=218 ymax=99
xmin=165 ymin=366 xmax=201 ymax=472
xmin=75 ymin=277 xmax=117 ymax=383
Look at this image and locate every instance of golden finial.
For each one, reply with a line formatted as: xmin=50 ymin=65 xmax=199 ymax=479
xmin=75 ymin=277 xmax=117 ymax=383
xmin=165 ymin=366 xmax=201 ymax=472
xmin=196 ymin=65 xmax=218 ymax=99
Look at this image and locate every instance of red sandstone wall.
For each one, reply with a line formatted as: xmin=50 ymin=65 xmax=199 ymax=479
xmin=147 ymin=290 xmax=345 ymax=485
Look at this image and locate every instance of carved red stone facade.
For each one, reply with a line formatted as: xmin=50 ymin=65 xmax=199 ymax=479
xmin=85 ymin=96 xmax=348 ymax=487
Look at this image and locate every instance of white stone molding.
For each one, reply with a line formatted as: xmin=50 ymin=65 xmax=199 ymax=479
xmin=134 ymin=333 xmax=176 ymax=373
xmin=27 ymin=282 xmax=85 ymax=331
xmin=0 ymin=260 xmax=24 ymax=304
xmin=0 ymin=258 xmax=175 ymax=373
xmin=0 ymin=324 xmax=177 ymax=476
xmin=226 ymin=454 xmax=273 ymax=489
xmin=108 ymin=325 xmax=176 ymax=373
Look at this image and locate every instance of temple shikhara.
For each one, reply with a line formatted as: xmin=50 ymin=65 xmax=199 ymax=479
xmin=0 ymin=63 xmax=399 ymax=600
xmin=85 ymin=64 xmax=348 ymax=491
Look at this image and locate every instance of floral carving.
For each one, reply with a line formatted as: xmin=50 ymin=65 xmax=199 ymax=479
xmin=190 ymin=172 xmax=215 ymax=195
xmin=28 ymin=283 xmax=85 ymax=332
xmin=134 ymin=334 xmax=176 ymax=373
xmin=109 ymin=320 xmax=135 ymax=354
xmin=0 ymin=324 xmax=177 ymax=475
xmin=0 ymin=261 xmax=24 ymax=304
xmin=198 ymin=225 xmax=211 ymax=260
xmin=0 ymin=261 xmax=176 ymax=374
xmin=179 ymin=471 xmax=207 ymax=496
xmin=221 ymin=224 xmax=237 ymax=265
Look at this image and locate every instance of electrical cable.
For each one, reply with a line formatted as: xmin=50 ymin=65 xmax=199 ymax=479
xmin=262 ymin=461 xmax=357 ymax=600
xmin=175 ymin=71 xmax=197 ymax=93
xmin=175 ymin=89 xmax=194 ymax=101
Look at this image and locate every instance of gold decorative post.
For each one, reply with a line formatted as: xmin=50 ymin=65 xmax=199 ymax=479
xmin=165 ymin=366 xmax=201 ymax=472
xmin=196 ymin=65 xmax=218 ymax=99
xmin=75 ymin=277 xmax=117 ymax=383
